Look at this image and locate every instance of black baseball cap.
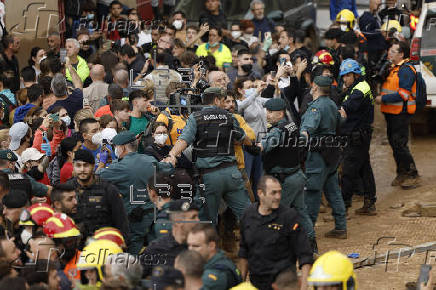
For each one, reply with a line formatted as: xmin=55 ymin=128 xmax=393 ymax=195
xmin=142 ymin=266 xmax=185 ymax=290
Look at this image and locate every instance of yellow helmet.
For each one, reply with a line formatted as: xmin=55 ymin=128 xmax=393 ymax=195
xmin=381 ymin=20 xmax=402 ymax=33
xmin=308 ymin=251 xmax=357 ymax=290
xmin=230 ymin=282 xmax=258 ymax=290
xmin=76 ymin=239 xmax=123 ymax=281
xmin=336 ymin=9 xmax=356 ymax=31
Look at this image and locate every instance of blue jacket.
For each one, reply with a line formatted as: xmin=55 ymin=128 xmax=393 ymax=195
xmin=330 ymin=0 xmax=359 ymax=21
xmin=341 ymin=78 xmax=374 ymax=134
xmin=14 ymin=104 xmax=35 ymax=123
xmin=253 ymin=17 xmax=275 ymax=41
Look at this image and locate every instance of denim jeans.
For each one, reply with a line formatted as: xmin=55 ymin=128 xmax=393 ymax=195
xmin=244 ymin=151 xmax=263 ymax=199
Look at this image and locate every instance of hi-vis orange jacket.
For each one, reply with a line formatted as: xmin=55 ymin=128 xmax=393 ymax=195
xmin=381 ymin=59 xmax=417 ymax=115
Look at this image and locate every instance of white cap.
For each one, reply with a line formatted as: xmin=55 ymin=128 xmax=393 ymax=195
xmin=21 ymin=147 xmax=45 ymax=164
xmin=101 ymin=128 xmax=118 ymax=143
xmin=9 ymin=122 xmax=29 ymax=151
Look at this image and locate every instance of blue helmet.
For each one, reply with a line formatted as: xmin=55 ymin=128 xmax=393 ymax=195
xmin=339 ymin=59 xmax=361 ymax=77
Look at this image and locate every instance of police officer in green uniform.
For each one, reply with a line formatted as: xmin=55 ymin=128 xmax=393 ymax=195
xmin=147 ymin=172 xmax=174 ymax=242
xmin=163 ymin=87 xmax=252 ymax=224
xmin=339 ymin=59 xmax=377 ymax=215
xmin=98 ymin=131 xmax=173 ymax=254
xmin=187 ymin=224 xmax=242 ymax=289
xmin=148 ymin=170 xmax=195 ymax=242
xmin=0 ymin=149 xmax=49 ymax=200
xmin=300 ymin=76 xmax=347 ymax=239
xmin=258 ymin=98 xmax=316 ymax=249
xmin=140 ymin=199 xmax=200 ymax=278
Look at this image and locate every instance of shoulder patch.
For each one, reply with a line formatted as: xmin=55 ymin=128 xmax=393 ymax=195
xmin=208 ymin=273 xmax=218 ymax=281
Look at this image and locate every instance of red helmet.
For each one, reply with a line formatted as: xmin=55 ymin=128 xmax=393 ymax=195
xmin=19 ymin=203 xmax=54 ymax=226
xmin=43 ymin=213 xmax=81 ymax=239
xmin=93 ymin=227 xmax=126 ymax=248
xmin=313 ymin=50 xmax=335 ymax=66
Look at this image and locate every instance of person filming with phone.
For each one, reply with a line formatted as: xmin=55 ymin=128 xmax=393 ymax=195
xmin=47 ymin=56 xmax=84 ymax=128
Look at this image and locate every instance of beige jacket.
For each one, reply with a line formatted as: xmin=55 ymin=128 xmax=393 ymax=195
xmin=83 ymin=81 xmax=109 ymax=111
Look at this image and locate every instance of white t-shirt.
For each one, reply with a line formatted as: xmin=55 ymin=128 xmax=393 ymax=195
xmin=137 ymin=30 xmax=152 ymax=47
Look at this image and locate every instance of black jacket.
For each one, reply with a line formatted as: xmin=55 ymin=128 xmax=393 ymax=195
xmin=239 ymin=203 xmax=313 ymax=276
xmin=67 ymin=177 xmax=129 ymax=245
xmin=140 ymin=234 xmax=187 ymax=278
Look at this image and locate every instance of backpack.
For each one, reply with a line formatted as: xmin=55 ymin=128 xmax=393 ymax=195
xmin=406 ymin=64 xmax=427 ymax=112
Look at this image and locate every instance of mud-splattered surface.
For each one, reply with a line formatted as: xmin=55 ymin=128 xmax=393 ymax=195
xmin=316 ymin=106 xmax=436 ymax=289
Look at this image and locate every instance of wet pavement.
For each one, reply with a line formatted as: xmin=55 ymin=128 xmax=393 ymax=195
xmin=316 ymin=105 xmax=436 ymax=289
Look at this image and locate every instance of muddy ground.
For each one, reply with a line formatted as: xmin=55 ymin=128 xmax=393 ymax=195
xmin=316 ymin=106 xmax=436 ymax=289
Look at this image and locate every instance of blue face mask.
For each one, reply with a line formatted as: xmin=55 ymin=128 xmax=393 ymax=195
xmin=284 ymin=45 xmax=290 ymax=51
xmin=87 ymin=13 xmax=94 ymax=20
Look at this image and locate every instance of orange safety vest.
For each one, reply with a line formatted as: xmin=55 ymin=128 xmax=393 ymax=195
xmin=64 ymin=250 xmax=81 ymax=281
xmin=381 ymin=60 xmax=417 ymax=115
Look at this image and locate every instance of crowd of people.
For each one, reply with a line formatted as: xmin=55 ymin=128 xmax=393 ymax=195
xmin=0 ymin=0 xmax=426 ymax=289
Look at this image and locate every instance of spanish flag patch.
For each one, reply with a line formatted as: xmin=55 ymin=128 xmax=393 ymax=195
xmin=208 ymin=274 xmax=218 ymax=281
xmin=293 ymin=223 xmax=299 ymax=231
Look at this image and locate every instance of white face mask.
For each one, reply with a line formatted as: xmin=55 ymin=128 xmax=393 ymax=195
xmin=269 ymin=48 xmax=278 ymax=55
xmin=244 ymin=88 xmax=257 ymax=98
xmin=61 ymin=116 xmax=71 ymax=126
xmin=172 ymin=20 xmax=183 ymax=30
xmin=21 ymin=229 xmax=32 ymax=244
xmin=114 ymin=146 xmax=123 ymax=159
xmin=340 ymin=24 xmax=348 ymax=32
xmin=243 ymin=33 xmax=253 ymax=39
xmin=92 ymin=132 xmax=102 ymax=145
xmin=231 ymin=31 xmax=242 ymax=39
xmin=154 ymin=133 xmax=168 ymax=145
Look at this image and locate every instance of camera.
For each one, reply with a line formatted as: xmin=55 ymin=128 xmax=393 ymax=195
xmin=370 ymin=52 xmax=391 ymax=83
xmin=169 ymin=88 xmax=203 ymax=115
xmin=196 ymin=78 xmax=210 ymax=92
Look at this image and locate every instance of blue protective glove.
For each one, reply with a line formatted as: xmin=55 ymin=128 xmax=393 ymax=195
xmin=99 ymin=151 xmax=109 ymax=164
xmin=41 ymin=135 xmax=52 ymax=157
